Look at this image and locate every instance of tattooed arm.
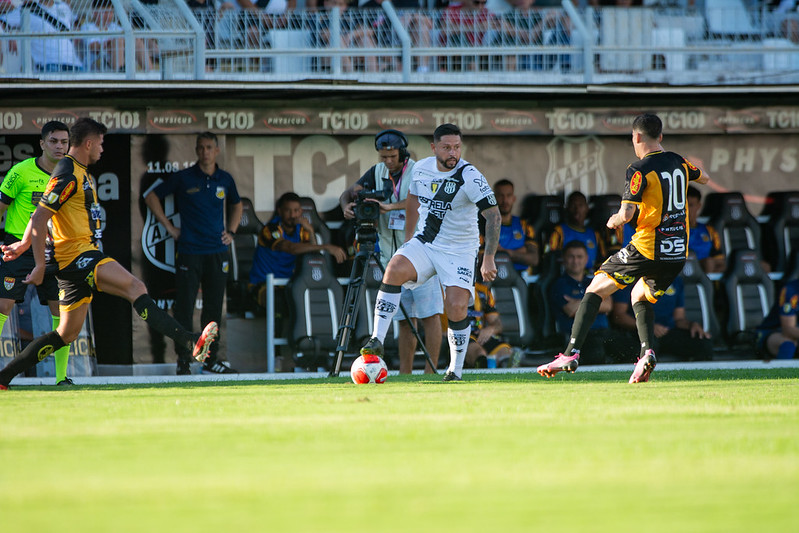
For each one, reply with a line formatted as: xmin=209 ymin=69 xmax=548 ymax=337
xmin=481 ymin=205 xmax=501 ymax=282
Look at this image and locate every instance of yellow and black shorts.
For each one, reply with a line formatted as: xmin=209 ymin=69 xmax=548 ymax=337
xmin=598 ymin=242 xmax=684 ymax=303
xmin=469 ymin=333 xmax=511 ymax=355
xmin=56 ymin=250 xmax=116 ymax=311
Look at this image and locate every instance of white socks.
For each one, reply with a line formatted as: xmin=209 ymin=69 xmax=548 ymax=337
xmin=372 ymin=284 xmax=401 ymax=343
xmin=446 ymin=319 xmax=471 ymax=377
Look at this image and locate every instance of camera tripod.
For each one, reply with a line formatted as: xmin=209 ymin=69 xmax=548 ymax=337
xmin=330 ymin=224 xmax=438 ymax=377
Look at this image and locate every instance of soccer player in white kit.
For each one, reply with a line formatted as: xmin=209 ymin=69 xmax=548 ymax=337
xmin=360 ymin=123 xmax=502 ymax=381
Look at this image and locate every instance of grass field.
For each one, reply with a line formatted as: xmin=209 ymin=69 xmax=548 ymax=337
xmin=1 ymin=368 xmax=798 ymax=533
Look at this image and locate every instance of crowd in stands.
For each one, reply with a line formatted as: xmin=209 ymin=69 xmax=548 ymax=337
xmin=4 ymin=0 xmax=797 ymax=75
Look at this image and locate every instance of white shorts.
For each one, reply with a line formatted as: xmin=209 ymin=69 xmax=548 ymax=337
xmin=395 ymin=238 xmax=477 ymax=303
xmin=397 ymin=275 xmax=443 ymax=320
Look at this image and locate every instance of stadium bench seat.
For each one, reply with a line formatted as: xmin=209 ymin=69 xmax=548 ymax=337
xmin=701 ymin=192 xmax=761 ymax=259
xmin=227 ymin=197 xmax=264 ymax=317
xmin=681 ymin=254 xmax=722 ymax=343
xmin=721 ymin=249 xmax=773 ymax=347
xmin=287 ymin=253 xmax=344 ymax=370
xmin=490 ymin=252 xmax=534 ymax=349
xmin=759 ymin=191 xmax=799 ymax=273
xmin=299 ymin=196 xmax=332 ymax=245
xmin=589 ymin=193 xmax=622 ymax=254
xmin=520 ymin=194 xmax=563 ymax=256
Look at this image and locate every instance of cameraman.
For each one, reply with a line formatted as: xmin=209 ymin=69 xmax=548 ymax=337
xmin=339 ymin=130 xmax=443 ymax=374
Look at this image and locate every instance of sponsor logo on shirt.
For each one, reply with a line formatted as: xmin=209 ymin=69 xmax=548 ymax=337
xmin=59 ymin=181 xmax=75 ymax=204
xmin=630 ymin=171 xmax=643 ymax=195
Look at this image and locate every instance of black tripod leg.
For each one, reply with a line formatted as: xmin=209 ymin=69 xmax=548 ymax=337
xmin=374 ymin=254 xmax=438 ymax=375
xmin=330 ymin=251 xmax=369 ymax=377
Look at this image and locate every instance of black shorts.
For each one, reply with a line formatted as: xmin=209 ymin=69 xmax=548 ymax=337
xmin=469 ymin=334 xmax=510 ymax=355
xmin=598 ymin=243 xmax=684 ymax=302
xmin=56 ymin=250 xmax=116 ymax=311
xmin=0 ymin=251 xmax=59 ymax=304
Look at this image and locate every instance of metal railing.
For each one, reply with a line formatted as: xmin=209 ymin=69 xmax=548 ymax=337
xmin=1 ymin=1 xmax=798 ymax=84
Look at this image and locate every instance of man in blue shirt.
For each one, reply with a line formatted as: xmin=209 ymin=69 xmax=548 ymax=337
xmin=492 ymin=179 xmax=539 ymax=273
xmin=686 ymin=186 xmax=725 ymax=274
xmin=548 ymin=240 xmax=614 ymax=364
xmin=610 ymin=276 xmax=713 ymax=361
xmin=250 ymin=192 xmax=346 ymax=284
xmin=756 ymin=279 xmax=799 ymax=360
xmin=145 ymin=132 xmax=243 ymax=375
xmin=548 ymin=191 xmax=605 ymax=270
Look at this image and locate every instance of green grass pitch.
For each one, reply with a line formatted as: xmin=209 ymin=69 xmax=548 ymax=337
xmin=1 ymin=369 xmax=798 ymax=533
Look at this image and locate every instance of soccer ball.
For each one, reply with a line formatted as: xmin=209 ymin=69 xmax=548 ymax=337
xmin=350 ymin=354 xmax=388 ymax=384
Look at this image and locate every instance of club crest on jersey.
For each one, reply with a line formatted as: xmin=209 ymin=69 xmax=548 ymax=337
xmin=444 ymin=181 xmax=456 ymax=194
xmin=216 ymin=186 xmax=225 ymax=199
xmin=4 ymin=277 xmax=14 ymax=290
xmin=431 ymin=182 xmax=440 ymax=193
xmin=630 ymin=171 xmax=643 ymax=195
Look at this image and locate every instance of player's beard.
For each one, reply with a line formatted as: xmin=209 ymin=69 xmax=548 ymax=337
xmin=437 ymin=156 xmax=458 ymax=170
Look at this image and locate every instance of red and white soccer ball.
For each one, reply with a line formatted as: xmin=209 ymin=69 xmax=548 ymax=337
xmin=350 ymin=354 xmax=388 ymax=384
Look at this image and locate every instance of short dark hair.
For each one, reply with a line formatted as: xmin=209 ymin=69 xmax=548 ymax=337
xmin=632 ymin=113 xmax=662 ymax=140
xmin=70 ymin=117 xmax=107 ymax=147
xmin=494 ymin=179 xmax=514 ymax=191
xmin=687 ymin=186 xmax=701 ymax=202
xmin=196 ymin=131 xmax=218 ymax=146
xmin=433 ymin=123 xmax=462 ymax=143
xmin=41 ymin=121 xmax=69 ymax=140
xmin=563 ymin=240 xmax=588 ymax=254
xmin=566 ymin=191 xmax=587 ymax=205
xmin=276 ymin=192 xmax=301 ymax=211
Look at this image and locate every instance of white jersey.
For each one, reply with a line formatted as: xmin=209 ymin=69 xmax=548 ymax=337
xmin=409 ymin=156 xmax=496 ymax=253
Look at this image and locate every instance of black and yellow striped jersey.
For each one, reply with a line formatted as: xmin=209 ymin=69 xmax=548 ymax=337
xmin=39 ymin=155 xmax=102 ymax=269
xmin=623 ymin=151 xmax=703 ymax=262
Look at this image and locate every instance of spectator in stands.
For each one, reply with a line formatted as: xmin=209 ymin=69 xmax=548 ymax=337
xmin=548 ymin=191 xmax=605 ymax=270
xmin=610 ymin=276 xmax=713 ymax=362
xmin=755 ymin=278 xmax=799 ymax=359
xmin=441 ymin=0 xmax=493 ymax=70
xmin=0 ymin=0 xmax=17 ymax=72
xmin=361 ymin=0 xmax=433 ymax=73
xmin=251 ymin=191 xmax=346 ymax=283
xmin=549 ymin=240 xmax=615 ymax=364
xmin=339 ymin=129 xmax=443 ymax=374
xmin=316 ymin=0 xmax=378 ymax=72
xmin=465 ymin=278 xmax=518 ymax=368
xmin=769 ymin=0 xmax=799 ymax=43
xmin=494 ymin=0 xmax=570 ymax=71
xmin=4 ymin=0 xmax=83 ymax=72
xmin=686 ymin=186 xmax=725 ymax=274
xmin=491 ymin=178 xmax=539 ymax=273
xmin=144 ymin=132 xmax=242 ymax=375
xmin=80 ymin=0 xmax=154 ymax=72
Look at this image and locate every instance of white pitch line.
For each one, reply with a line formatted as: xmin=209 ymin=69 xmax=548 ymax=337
xmin=6 ymin=359 xmax=799 ymax=387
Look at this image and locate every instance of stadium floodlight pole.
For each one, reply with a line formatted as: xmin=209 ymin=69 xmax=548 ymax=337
xmin=330 ymin=226 xmax=437 ymax=377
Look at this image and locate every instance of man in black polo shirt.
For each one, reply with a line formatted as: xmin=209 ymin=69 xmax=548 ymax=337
xmin=145 ymin=132 xmax=243 ymax=374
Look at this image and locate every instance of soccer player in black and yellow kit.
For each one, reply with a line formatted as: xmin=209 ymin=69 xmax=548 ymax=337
xmin=538 ymin=113 xmax=709 ymax=383
xmin=0 ymin=118 xmax=217 ymax=390
xmin=0 ymin=121 xmax=72 ymax=385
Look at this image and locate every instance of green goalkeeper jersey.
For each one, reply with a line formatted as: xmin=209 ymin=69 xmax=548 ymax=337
xmin=0 ymin=157 xmax=51 ymax=240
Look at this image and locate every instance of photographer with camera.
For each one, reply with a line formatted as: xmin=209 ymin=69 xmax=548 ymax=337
xmin=339 ymin=130 xmax=443 ymax=374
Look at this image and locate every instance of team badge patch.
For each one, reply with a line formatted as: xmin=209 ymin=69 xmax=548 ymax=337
xmin=59 ymin=181 xmax=76 ymax=204
xmin=630 ymin=171 xmax=643 ymax=195
xmin=685 ymin=159 xmax=698 ymax=171
xmin=444 ymin=181 xmax=456 ymax=194
xmin=4 ymin=277 xmax=14 ymax=291
xmin=216 ymin=186 xmax=226 ymax=199
xmin=791 ymin=294 xmax=799 ymax=310
xmin=431 ymin=182 xmax=439 ymax=193
xmin=43 ymin=178 xmax=57 ymax=196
